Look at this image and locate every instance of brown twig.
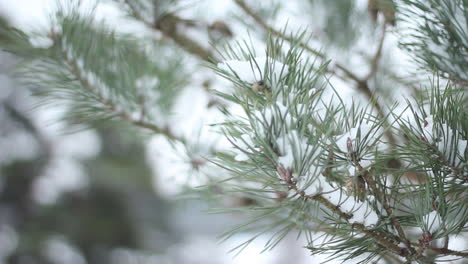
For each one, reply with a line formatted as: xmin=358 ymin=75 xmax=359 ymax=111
xmin=426 ymin=247 xmax=468 ymax=257
xmin=124 ymin=0 xmax=217 ymax=63
xmin=352 ymin=222 xmax=408 ymax=257
xmin=364 ymin=24 xmax=387 ymax=81
xmin=277 ymin=167 xmax=353 ymax=220
xmin=354 ymin=163 xmax=415 ymax=255
xmin=409 ymin=241 xmax=468 ymax=258
xmin=277 ymin=167 xmax=413 ymax=260
xmin=443 ymin=227 xmax=450 ymax=250
xmin=277 ymin=170 xmax=354 ymax=220
xmin=155 ymin=14 xmax=216 ymax=62
xmin=358 ymin=50 xmax=422 ymax=95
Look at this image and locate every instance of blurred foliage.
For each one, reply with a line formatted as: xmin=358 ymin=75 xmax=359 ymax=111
xmin=0 ymin=116 xmax=175 ymax=263
xmin=399 ymin=0 xmax=468 ymax=86
xmin=313 ymin=0 xmax=359 ymax=48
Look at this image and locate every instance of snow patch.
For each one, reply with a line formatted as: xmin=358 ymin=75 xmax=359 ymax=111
xmin=218 ymin=56 xmax=289 ymax=83
xmin=234 ymin=134 xmax=255 ymax=161
xmin=421 ymin=115 xmax=467 ymax=168
xmin=276 ymin=130 xmax=310 ymax=169
xmin=324 ymin=186 xmax=378 ymax=226
xmin=29 ymin=36 xmax=54 ymax=49
xmin=422 ymin=211 xmax=442 ymax=234
xmin=335 ymin=122 xmax=373 ymax=154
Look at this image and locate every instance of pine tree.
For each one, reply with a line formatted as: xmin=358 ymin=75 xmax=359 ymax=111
xmin=0 ymin=0 xmax=466 ymax=263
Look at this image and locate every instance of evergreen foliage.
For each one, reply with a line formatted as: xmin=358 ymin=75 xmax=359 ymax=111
xmin=400 ymin=0 xmax=468 ymax=86
xmin=0 ymin=0 xmax=466 ymax=263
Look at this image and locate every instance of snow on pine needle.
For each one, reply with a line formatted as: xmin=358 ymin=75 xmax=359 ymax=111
xmin=217 ymin=56 xmax=289 ymax=85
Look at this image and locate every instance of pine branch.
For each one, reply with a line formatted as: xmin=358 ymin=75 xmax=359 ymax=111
xmin=277 ymin=167 xmax=415 ymax=260
xmin=423 ymin=140 xmax=466 ymax=177
xmin=400 ymin=0 xmax=468 ymax=86
xmin=122 ymin=0 xmax=227 ymax=111
xmin=234 ymin=0 xmax=367 ymax=86
xmin=234 ymin=0 xmax=397 ymax=146
xmin=410 ymin=242 xmax=468 ymax=258
xmin=280 ymin=168 xmax=353 ymax=220
xmin=352 ymin=222 xmax=408 ymax=258
xmin=353 ymin=161 xmax=416 ymax=256
xmin=60 ymin=37 xmax=185 ymax=143
xmin=2 ymin=2 xmax=465 ymax=262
